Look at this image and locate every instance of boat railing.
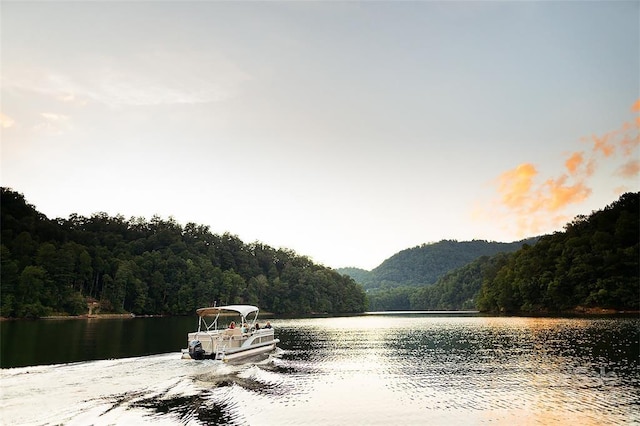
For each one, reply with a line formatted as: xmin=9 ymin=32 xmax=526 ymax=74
xmin=197 ymin=315 xmax=218 ymax=332
xmin=209 ymin=333 xmax=216 ymax=352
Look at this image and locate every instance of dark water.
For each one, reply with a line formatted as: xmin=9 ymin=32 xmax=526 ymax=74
xmin=1 ymin=314 xmax=638 ymax=425
xmin=1 ymin=316 xmax=197 ymax=368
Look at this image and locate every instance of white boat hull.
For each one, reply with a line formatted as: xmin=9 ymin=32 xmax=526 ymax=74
xmin=182 ymin=339 xmax=279 ymax=362
xmin=219 ymin=339 xmax=280 ymax=361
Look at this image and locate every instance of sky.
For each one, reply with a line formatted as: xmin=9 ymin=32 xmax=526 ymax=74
xmin=1 ymin=1 xmax=639 ymax=270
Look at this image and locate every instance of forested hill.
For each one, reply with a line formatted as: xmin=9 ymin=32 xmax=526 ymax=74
xmin=338 ymin=239 xmax=536 ymax=291
xmin=0 ymin=188 xmax=366 ymax=318
xmin=477 ymin=192 xmax=639 ymax=313
xmin=368 ymin=192 xmax=639 ymax=312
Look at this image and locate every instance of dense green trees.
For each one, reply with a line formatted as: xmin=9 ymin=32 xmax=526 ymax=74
xmin=477 ymin=192 xmax=639 ymax=313
xmin=1 ymin=188 xmax=366 ymax=318
xmin=340 ymin=239 xmax=535 ymax=291
xmin=410 ymin=254 xmax=511 ymax=310
xmin=365 ymin=254 xmax=512 ymax=311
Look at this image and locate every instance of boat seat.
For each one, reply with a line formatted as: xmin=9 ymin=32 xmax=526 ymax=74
xmin=225 ymin=328 xmax=242 ymax=337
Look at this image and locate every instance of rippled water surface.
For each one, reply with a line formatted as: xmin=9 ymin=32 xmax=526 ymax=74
xmin=1 ymin=314 xmax=638 ymax=425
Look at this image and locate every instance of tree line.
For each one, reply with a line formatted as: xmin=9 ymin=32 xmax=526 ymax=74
xmin=1 ymin=188 xmax=366 ymax=318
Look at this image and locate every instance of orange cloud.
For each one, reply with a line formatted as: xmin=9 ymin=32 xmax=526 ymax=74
xmin=620 ymin=130 xmax=640 ymax=156
xmin=615 ymin=160 xmax=640 ymax=178
xmin=543 ymin=176 xmax=591 ymax=211
xmin=584 ymin=158 xmax=596 ymax=177
xmin=565 ymin=152 xmax=583 ymax=175
xmin=592 ymin=131 xmax=616 ymax=157
xmin=498 ymin=163 xmax=537 ymax=209
xmin=585 ymin=99 xmax=640 ymax=159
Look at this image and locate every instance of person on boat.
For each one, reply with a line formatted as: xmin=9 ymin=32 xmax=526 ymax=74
xmin=264 ymin=322 xmax=272 ymax=329
xmin=229 ymin=321 xmax=236 ymax=329
xmin=255 ymin=323 xmax=260 ymax=330
xmin=241 ymin=322 xmax=249 ymax=333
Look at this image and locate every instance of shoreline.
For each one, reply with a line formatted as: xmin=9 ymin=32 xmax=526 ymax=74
xmin=481 ymin=307 xmax=640 ymax=316
xmin=0 ymin=313 xmax=165 ymax=321
xmin=44 ymin=313 xmax=138 ymax=320
xmin=2 ymin=307 xmax=637 ymax=321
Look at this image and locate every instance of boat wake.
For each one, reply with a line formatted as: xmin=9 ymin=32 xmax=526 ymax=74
xmin=0 ymin=350 xmax=290 ymax=425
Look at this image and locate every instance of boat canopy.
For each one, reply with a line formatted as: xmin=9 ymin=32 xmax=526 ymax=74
xmin=196 ymin=305 xmax=259 ymax=319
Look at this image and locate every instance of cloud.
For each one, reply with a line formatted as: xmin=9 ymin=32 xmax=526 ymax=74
xmin=3 ymin=51 xmax=251 ymax=108
xmin=0 ymin=112 xmax=15 ymax=128
xmin=614 ymin=185 xmax=631 ymax=195
xmin=35 ymin=112 xmax=72 ymax=134
xmin=615 ymin=160 xmax=640 ymax=178
xmin=482 ymin=99 xmax=639 ymax=238
xmin=497 ymin=163 xmax=538 ymax=209
xmin=619 ymin=132 xmax=640 ymax=156
xmin=564 ymin=152 xmax=583 ymax=175
xmin=40 ymin=112 xmax=68 ymax=121
xmin=591 ymin=131 xmax=616 ymax=157
xmin=543 ymin=175 xmax=591 ymax=211
xmin=56 ymin=92 xmax=87 ymax=106
xmin=495 ymin=165 xmax=591 ymax=214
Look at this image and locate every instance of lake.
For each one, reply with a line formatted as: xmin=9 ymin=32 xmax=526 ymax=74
xmin=1 ymin=313 xmax=638 ymax=425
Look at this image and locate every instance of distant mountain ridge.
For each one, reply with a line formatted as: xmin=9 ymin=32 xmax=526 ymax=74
xmin=337 ymin=238 xmax=537 ymax=290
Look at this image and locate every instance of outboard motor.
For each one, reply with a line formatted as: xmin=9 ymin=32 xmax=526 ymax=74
xmin=188 ymin=340 xmax=205 ymax=360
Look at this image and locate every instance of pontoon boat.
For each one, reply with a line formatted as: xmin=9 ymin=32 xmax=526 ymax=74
xmin=182 ymin=305 xmax=279 ymax=362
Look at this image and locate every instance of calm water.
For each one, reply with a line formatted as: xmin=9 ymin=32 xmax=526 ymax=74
xmin=1 ymin=316 xmax=196 ymax=368
xmin=1 ymin=314 xmax=638 ymax=425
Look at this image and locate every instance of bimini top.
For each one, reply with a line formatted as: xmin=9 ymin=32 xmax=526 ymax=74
xmin=196 ymin=305 xmax=259 ymax=318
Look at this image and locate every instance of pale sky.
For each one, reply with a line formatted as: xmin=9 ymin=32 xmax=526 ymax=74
xmin=2 ymin=1 xmax=639 ymax=270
